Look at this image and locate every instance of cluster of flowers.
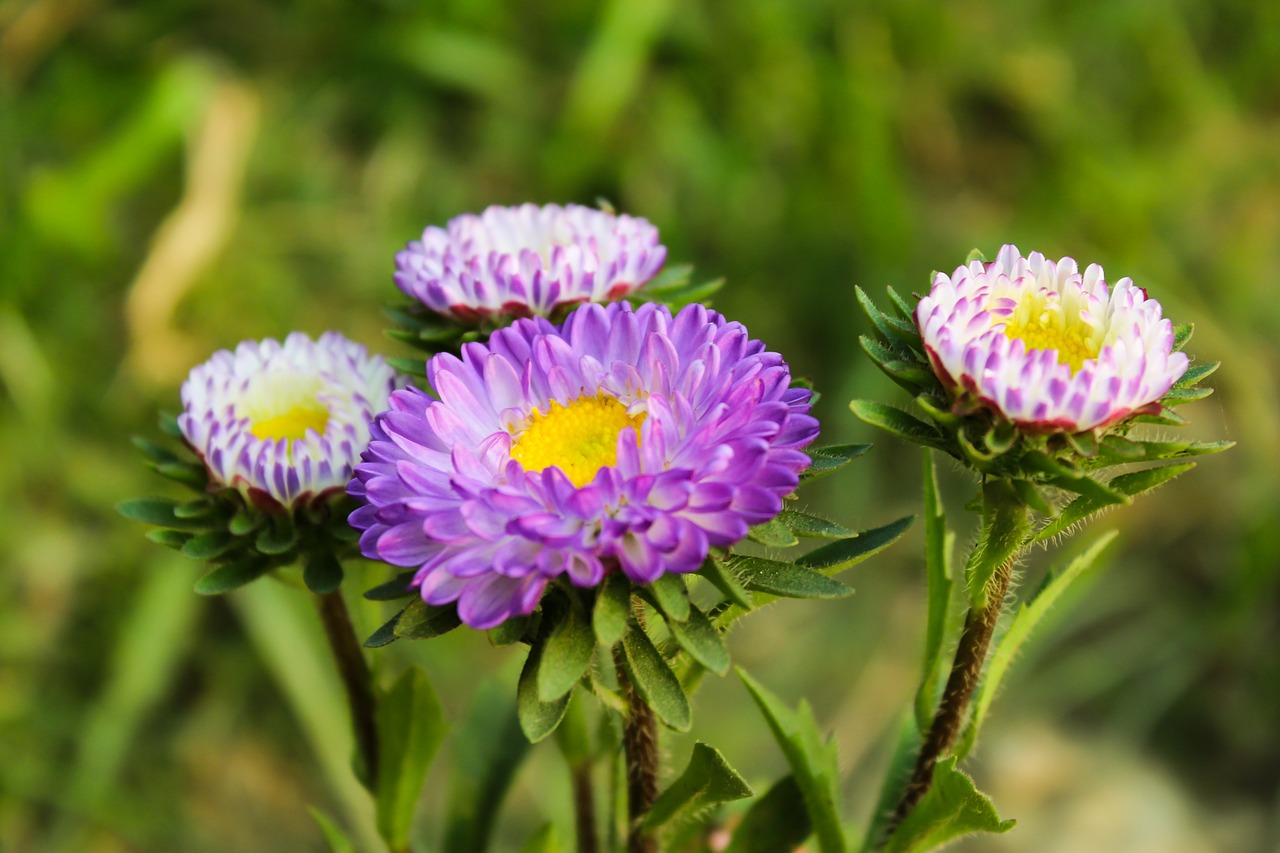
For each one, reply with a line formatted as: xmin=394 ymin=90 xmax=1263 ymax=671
xmin=174 ymin=202 xmax=1189 ymax=626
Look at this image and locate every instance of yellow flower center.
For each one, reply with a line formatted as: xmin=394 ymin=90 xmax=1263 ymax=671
xmin=510 ymin=394 xmax=644 ymax=487
xmin=250 ymin=404 xmax=330 ymax=441
xmin=1002 ymin=291 xmax=1102 ymax=373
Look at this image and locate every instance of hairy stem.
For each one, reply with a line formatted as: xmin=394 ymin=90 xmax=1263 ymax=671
xmin=571 ymin=760 xmax=599 ymax=853
xmin=613 ymin=646 xmax=658 ymax=853
xmin=316 ymin=589 xmax=379 ymax=789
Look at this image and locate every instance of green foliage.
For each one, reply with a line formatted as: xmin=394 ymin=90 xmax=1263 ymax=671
xmin=963 ymin=480 xmax=1033 ymax=608
xmin=593 ymin=573 xmax=632 ymax=647
xmin=915 ymin=453 xmax=956 ymax=734
xmin=880 ymin=758 xmax=1014 ymax=853
xmin=537 ymin=601 xmax=596 ymax=702
xmin=375 ymin=667 xmax=447 ymax=851
xmin=642 ymin=742 xmax=753 ymax=831
xmin=727 ymin=775 xmax=813 ymax=853
xmin=621 ymin=621 xmax=691 ymax=732
xmin=517 ymin=627 xmax=573 ymax=742
xmin=726 ymin=555 xmax=854 ymax=600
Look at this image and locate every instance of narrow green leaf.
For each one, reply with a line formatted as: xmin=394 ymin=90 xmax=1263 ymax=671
xmin=1098 ymin=434 xmax=1144 ymax=460
xmin=228 ymin=509 xmax=259 ymax=536
xmin=640 ymin=263 xmax=694 ymax=293
xmin=727 ymin=555 xmax=853 ymax=599
xmin=963 ymin=479 xmax=1033 ymax=608
xmin=726 ymin=775 xmax=812 ymax=853
xmin=444 ymin=675 xmax=532 ymax=853
xmin=1133 ymin=407 xmax=1188 ymax=427
xmin=1022 ymin=451 xmax=1127 ymax=507
xmin=1172 ymin=323 xmax=1193 ymax=350
xmin=518 ymin=633 xmax=571 ymax=742
xmin=1010 ymin=479 xmax=1052 ymax=517
xmin=795 ymin=516 xmax=915 ymax=576
xmin=308 ymin=806 xmax=356 ymax=853
xmin=173 ymin=499 xmax=218 ymax=520
xmin=801 ymin=443 xmax=872 ymax=482
xmin=303 ymin=551 xmax=345 ymax=595
xmin=653 ymin=277 xmax=727 ymax=308
xmin=158 ymin=411 xmax=183 ymax=438
xmin=858 ymin=715 xmax=921 ymax=853
xmin=594 ymin=572 xmax=631 ymax=647
xmin=1064 ymin=431 xmax=1098 ymax=457
xmin=666 ymin=603 xmax=730 ymax=675
xmin=363 ymin=570 xmax=417 ymax=601
xmin=181 ymin=530 xmax=237 ymax=561
xmin=146 ymin=529 xmax=191 ymax=549
xmin=958 ymin=532 xmax=1117 ymax=760
xmin=150 ymin=460 xmax=208 ymax=488
xmin=1173 ymin=360 xmax=1219 ymax=388
xmin=1034 ymin=463 xmax=1196 ymax=543
xmin=518 ymin=823 xmax=561 ymax=853
xmin=118 ymin=497 xmax=202 ymax=529
xmin=748 ymin=517 xmax=799 ymax=548
xmin=255 ymin=523 xmax=298 ymax=556
xmin=642 ymin=742 xmax=753 ymax=831
xmin=915 ymin=453 xmax=954 ymax=734
xmin=193 ymin=557 xmax=272 ymax=595
xmin=385 ymin=355 xmax=429 ymax=377
xmin=880 ymin=359 xmax=934 ymax=386
xmin=964 ymin=248 xmax=987 ymax=264
xmin=364 ymin=610 xmax=402 ymax=648
xmin=855 ymin=286 xmax=897 ymax=344
xmin=648 ymin=573 xmax=691 ymax=622
xmin=737 ymin=669 xmax=846 ymax=853
xmin=1162 ymin=385 xmax=1214 ymax=404
xmin=538 ymin=605 xmax=596 ymax=702
xmin=622 ymin=622 xmax=691 ymax=731
xmin=860 ymin=332 xmax=908 ymax=368
xmin=778 ymin=509 xmax=855 ymax=539
xmin=393 ymin=598 xmax=462 ymax=640
xmin=885 ymin=286 xmax=916 ymax=322
xmin=130 ymin=435 xmax=181 ymax=465
xmin=375 ymin=667 xmax=447 ymax=851
xmin=849 ymin=400 xmax=945 ymax=450
xmin=488 ymin=614 xmax=533 ymax=646
xmin=701 ymin=555 xmax=753 ymax=609
xmin=881 ymin=757 xmax=1014 ymax=853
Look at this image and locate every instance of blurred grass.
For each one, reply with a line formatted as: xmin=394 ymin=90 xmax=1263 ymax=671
xmin=1 ymin=0 xmax=1277 ymax=850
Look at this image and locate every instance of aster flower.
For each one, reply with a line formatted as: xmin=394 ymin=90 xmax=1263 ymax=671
xmin=350 ymin=301 xmax=819 ymax=629
xmin=393 ymin=203 xmax=667 ymax=324
xmin=180 ymin=332 xmax=399 ymax=509
xmin=915 ymin=244 xmax=1188 ymax=433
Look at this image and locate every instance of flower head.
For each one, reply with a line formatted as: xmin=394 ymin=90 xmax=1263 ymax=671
xmin=179 ymin=332 xmax=399 ymax=509
xmin=349 ymin=301 xmax=819 ymax=629
xmin=916 ymin=245 xmax=1188 ymax=432
xmin=394 ymin=203 xmax=667 ymax=323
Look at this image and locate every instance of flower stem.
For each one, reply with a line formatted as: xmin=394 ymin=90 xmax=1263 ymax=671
xmin=613 ymin=646 xmax=658 ymax=853
xmin=885 ymin=555 xmax=1014 ymax=839
xmin=316 ymin=589 xmax=379 ymax=789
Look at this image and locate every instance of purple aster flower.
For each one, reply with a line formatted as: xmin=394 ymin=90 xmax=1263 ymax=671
xmin=179 ymin=332 xmax=399 ymax=509
xmin=349 ymin=301 xmax=819 ymax=629
xmin=916 ymin=245 xmax=1189 ymax=433
xmin=394 ymin=203 xmax=667 ymax=323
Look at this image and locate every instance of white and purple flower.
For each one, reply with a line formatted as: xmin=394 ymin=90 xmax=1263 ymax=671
xmin=916 ymin=245 xmax=1188 ymax=433
xmin=394 ymin=203 xmax=667 ymax=323
xmin=348 ymin=301 xmax=819 ymax=629
xmin=179 ymin=332 xmax=399 ymax=509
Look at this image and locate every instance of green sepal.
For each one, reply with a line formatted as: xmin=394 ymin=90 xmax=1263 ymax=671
xmin=641 ymin=742 xmax=753 ymax=831
xmin=801 ymin=443 xmax=872 ymax=482
xmin=737 ymin=669 xmax=846 ymax=853
xmin=1172 ymin=323 xmax=1193 ymax=350
xmin=726 ymin=775 xmax=812 ymax=853
xmin=517 ymin=631 xmax=571 ymax=742
xmin=857 ymin=286 xmax=917 ymax=349
xmin=850 ymin=400 xmax=946 ymax=450
xmin=308 ymin=806 xmax=356 ymax=853
xmin=1034 ymin=463 xmax=1196 ymax=543
xmin=640 ymin=263 xmax=693 ymax=293
xmin=621 ymin=621 xmax=691 ymax=731
xmin=726 ymin=555 xmax=853 ymax=599
xmin=255 ymin=522 xmax=298 ymax=555
xmin=748 ymin=517 xmax=800 ymax=548
xmin=700 ymin=555 xmax=754 ymax=609
xmin=964 ymin=248 xmax=987 ymax=264
xmin=488 ymin=614 xmax=533 ymax=646
xmin=1132 ymin=407 xmax=1188 ymax=427
xmin=1173 ymin=360 xmax=1219 ymax=388
xmin=885 ymin=286 xmax=916 ymax=322
xmin=384 ymin=355 xmax=429 ymax=377
xmin=593 ymin=572 xmax=631 ymax=647
xmin=130 ymin=435 xmax=182 ymax=465
xmin=1091 ymin=438 xmax=1232 ymax=467
xmin=393 ymin=598 xmax=463 ymax=640
xmin=1021 ymin=452 xmax=1126 ymax=506
xmin=118 ymin=497 xmax=208 ymax=529
xmin=1161 ymin=385 xmax=1215 ymax=405
xmin=375 ymin=667 xmax=447 ymax=851
xmin=648 ymin=277 xmax=726 ymax=309
xmin=881 ymin=758 xmax=1014 ymax=853
xmin=914 ymin=394 xmax=963 ymax=429
xmin=173 ymin=499 xmax=220 ymax=520
xmin=158 ymin=411 xmax=184 ymax=438
xmin=1010 ymin=479 xmax=1052 ymax=517
xmin=963 ymin=479 xmax=1032 ymax=609
xmin=777 ymin=509 xmax=856 ymax=539
xmin=181 ymin=530 xmax=237 ymax=561
xmin=664 ymin=603 xmax=730 ymax=675
xmin=145 ymin=528 xmax=192 ymax=549
xmin=795 ymin=515 xmax=915 ymax=575
xmin=647 ymin=574 xmax=691 ymax=622
xmin=193 ymin=557 xmax=272 ymax=595
xmin=149 ymin=460 xmax=208 ymax=488
xmin=303 ymin=550 xmax=344 ymax=594
xmin=228 ymin=509 xmax=259 ymax=536
xmin=537 ymin=602 xmax=596 ymax=702
xmin=363 ymin=570 xmax=417 ymax=601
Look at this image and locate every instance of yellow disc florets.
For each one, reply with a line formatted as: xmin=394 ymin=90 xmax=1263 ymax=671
xmin=1002 ymin=290 xmax=1103 ymax=373
xmin=510 ymin=393 xmax=644 ymax=487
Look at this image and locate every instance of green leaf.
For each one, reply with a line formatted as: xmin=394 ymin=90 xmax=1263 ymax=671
xmin=1162 ymin=385 xmax=1214 ymax=404
xmin=158 ymin=411 xmax=183 ymax=438
xmin=727 ymin=555 xmax=853 ymax=599
xmin=665 ymin=603 xmax=730 ymax=675
xmin=641 ymin=263 xmax=694 ymax=293
xmin=915 ymin=453 xmax=955 ymax=734
xmin=801 ymin=443 xmax=871 ymax=482
xmin=363 ymin=571 xmax=417 ymax=601
xmin=963 ymin=480 xmax=1032 ymax=608
xmin=648 ymin=573 xmax=691 ymax=622
xmin=364 ymin=611 xmax=403 ymax=648
xmin=964 ymin=248 xmax=987 ymax=265
xmin=228 ymin=509 xmax=259 ymax=536
xmin=778 ymin=509 xmax=856 ymax=539
xmin=795 ymin=516 xmax=915 ymax=576
xmin=118 ymin=497 xmax=205 ymax=529
xmin=737 ymin=670 xmax=846 ymax=853
xmin=622 ymin=622 xmax=691 ymax=731
xmin=642 ymin=742 xmax=753 ymax=831
xmin=193 ymin=557 xmax=272 ymax=595
xmin=1022 ymin=452 xmax=1127 ymax=506
xmin=849 ymin=400 xmax=945 ymax=450
xmin=444 ymin=675 xmax=532 ymax=853
xmin=1009 ymin=479 xmax=1052 ymax=517
xmin=538 ymin=604 xmax=596 ymax=702
xmin=594 ymin=572 xmax=631 ymax=647
xmin=958 ymin=532 xmax=1117 ymax=760
xmin=701 ymin=555 xmax=754 ymax=609
xmin=855 ymin=286 xmax=902 ymax=346
xmin=885 ymin=286 xmax=916 ymax=322
xmin=385 ymin=355 xmax=429 ymax=377
xmin=303 ymin=551 xmax=345 ymax=595
xmin=858 ymin=715 xmax=922 ymax=853
xmin=651 ymin=277 xmax=726 ymax=308
xmin=1096 ymin=437 xmax=1232 ymax=465
xmin=375 ymin=667 xmax=447 ymax=851
xmin=394 ymin=598 xmax=463 ymax=640
xmin=748 ymin=516 xmax=800 ymax=548
xmin=518 ymin=633 xmax=571 ymax=742
xmin=881 ymin=757 xmax=1014 ymax=853
xmin=150 ymin=460 xmax=208 ymax=488
xmin=308 ymin=806 xmax=356 ymax=853
xmin=518 ymin=823 xmax=561 ymax=853
xmin=130 ymin=435 xmax=181 ymax=465
xmin=173 ymin=499 xmax=219 ymax=520
xmin=255 ymin=523 xmax=298 ymax=556
xmin=1033 ymin=463 xmax=1196 ymax=543
xmin=488 ymin=614 xmax=533 ymax=646
xmin=1172 ymin=322 xmax=1193 ymax=350
xmin=1173 ymin=360 xmax=1219 ymax=388
xmin=181 ymin=530 xmax=237 ymax=561
xmin=145 ymin=528 xmax=192 ymax=549
xmin=726 ymin=775 xmax=812 ymax=853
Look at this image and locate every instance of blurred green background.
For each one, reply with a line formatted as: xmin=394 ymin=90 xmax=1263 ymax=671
xmin=2 ymin=0 xmax=1276 ymax=850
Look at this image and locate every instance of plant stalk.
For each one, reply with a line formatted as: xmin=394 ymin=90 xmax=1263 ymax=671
xmin=613 ymin=646 xmax=658 ymax=853
xmin=316 ymin=589 xmax=379 ymax=789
